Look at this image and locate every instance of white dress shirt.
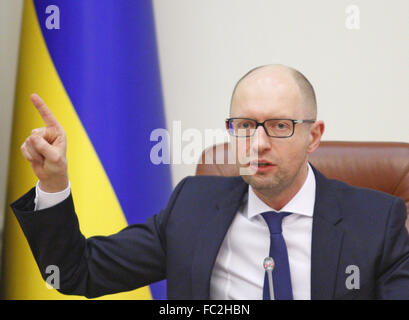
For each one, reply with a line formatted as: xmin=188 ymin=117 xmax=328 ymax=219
xmin=34 ymin=164 xmax=316 ymax=300
xmin=34 ymin=180 xmax=71 ymax=211
xmin=210 ymin=163 xmax=316 ymax=300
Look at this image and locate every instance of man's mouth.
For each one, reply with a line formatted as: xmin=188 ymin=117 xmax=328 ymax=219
xmin=249 ymin=160 xmax=274 ymax=167
xmin=248 ymin=160 xmax=276 ymax=172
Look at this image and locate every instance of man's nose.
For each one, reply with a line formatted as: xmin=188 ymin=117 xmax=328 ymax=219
xmin=251 ymin=125 xmax=271 ymax=153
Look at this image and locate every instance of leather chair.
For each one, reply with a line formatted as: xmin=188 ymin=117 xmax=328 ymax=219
xmin=195 ymin=141 xmax=409 ymax=229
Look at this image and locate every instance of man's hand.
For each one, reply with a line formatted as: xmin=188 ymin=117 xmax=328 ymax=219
xmin=20 ymin=94 xmax=69 ymax=193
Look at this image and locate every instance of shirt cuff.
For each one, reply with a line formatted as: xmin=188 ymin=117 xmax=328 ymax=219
xmin=34 ymin=180 xmax=71 ymax=211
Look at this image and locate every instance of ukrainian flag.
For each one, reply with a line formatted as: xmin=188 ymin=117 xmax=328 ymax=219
xmin=2 ymin=0 xmax=172 ymax=300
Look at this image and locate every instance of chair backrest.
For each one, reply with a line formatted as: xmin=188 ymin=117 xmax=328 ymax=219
xmin=196 ymin=141 xmax=409 ymax=228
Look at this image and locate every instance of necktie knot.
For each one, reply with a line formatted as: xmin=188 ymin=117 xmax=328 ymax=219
xmin=261 ymin=211 xmax=292 ymax=234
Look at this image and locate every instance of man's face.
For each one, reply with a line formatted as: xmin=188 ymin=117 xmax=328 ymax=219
xmin=229 ymin=70 xmax=313 ymax=194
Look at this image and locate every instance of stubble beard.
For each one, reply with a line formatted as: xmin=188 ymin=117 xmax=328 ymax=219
xmin=241 ymin=159 xmax=306 ymax=199
xmin=242 ymin=168 xmax=290 ymax=197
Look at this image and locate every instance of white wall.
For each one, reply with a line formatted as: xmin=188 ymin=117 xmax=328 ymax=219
xmin=152 ymin=0 xmax=409 ymax=186
xmin=0 ymin=0 xmax=23 ymax=242
xmin=0 ymin=0 xmax=408 ymax=224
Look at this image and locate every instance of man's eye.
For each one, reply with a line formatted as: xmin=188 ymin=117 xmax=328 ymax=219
xmin=238 ymin=121 xmax=252 ymax=128
xmin=276 ymin=122 xmax=289 ymax=129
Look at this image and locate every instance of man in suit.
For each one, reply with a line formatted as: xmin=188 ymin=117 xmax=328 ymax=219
xmin=13 ymin=64 xmax=409 ymax=299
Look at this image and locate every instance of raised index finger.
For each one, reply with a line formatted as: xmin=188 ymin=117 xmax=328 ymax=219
xmin=30 ymin=93 xmax=60 ymax=128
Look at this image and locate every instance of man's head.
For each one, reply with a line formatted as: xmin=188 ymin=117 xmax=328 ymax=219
xmin=227 ymin=64 xmax=324 ymax=206
xmin=230 ymin=64 xmax=317 ymax=119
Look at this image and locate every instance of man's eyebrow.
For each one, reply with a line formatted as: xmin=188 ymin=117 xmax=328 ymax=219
xmin=229 ymin=115 xmax=295 ymax=120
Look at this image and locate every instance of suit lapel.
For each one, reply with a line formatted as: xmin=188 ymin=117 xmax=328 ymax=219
xmin=310 ymin=166 xmax=344 ymax=299
xmin=191 ymin=177 xmax=248 ymax=299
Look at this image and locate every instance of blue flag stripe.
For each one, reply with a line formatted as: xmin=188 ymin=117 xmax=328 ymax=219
xmin=34 ymin=0 xmax=172 ymax=300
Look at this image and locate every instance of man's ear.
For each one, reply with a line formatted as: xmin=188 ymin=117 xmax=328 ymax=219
xmin=307 ymin=120 xmax=325 ymax=154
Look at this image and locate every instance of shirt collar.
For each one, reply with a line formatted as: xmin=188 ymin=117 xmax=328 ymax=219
xmin=245 ymin=163 xmax=316 ymax=219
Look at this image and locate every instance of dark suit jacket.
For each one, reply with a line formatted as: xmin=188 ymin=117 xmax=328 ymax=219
xmin=11 ymin=166 xmax=409 ymax=299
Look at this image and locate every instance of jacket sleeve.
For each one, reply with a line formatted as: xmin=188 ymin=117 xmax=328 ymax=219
xmin=376 ymin=197 xmax=409 ymax=299
xmin=10 ymin=176 xmax=189 ymax=299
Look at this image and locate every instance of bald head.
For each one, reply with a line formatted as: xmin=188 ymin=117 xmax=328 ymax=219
xmin=230 ymin=64 xmax=317 ymax=119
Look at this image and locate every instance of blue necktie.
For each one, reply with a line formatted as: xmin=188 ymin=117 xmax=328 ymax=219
xmin=261 ymin=211 xmax=293 ymax=300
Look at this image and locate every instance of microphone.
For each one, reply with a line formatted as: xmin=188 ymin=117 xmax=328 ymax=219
xmin=263 ymin=257 xmax=275 ymax=300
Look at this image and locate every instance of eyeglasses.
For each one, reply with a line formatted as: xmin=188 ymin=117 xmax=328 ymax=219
xmin=225 ymin=118 xmax=316 ymax=138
